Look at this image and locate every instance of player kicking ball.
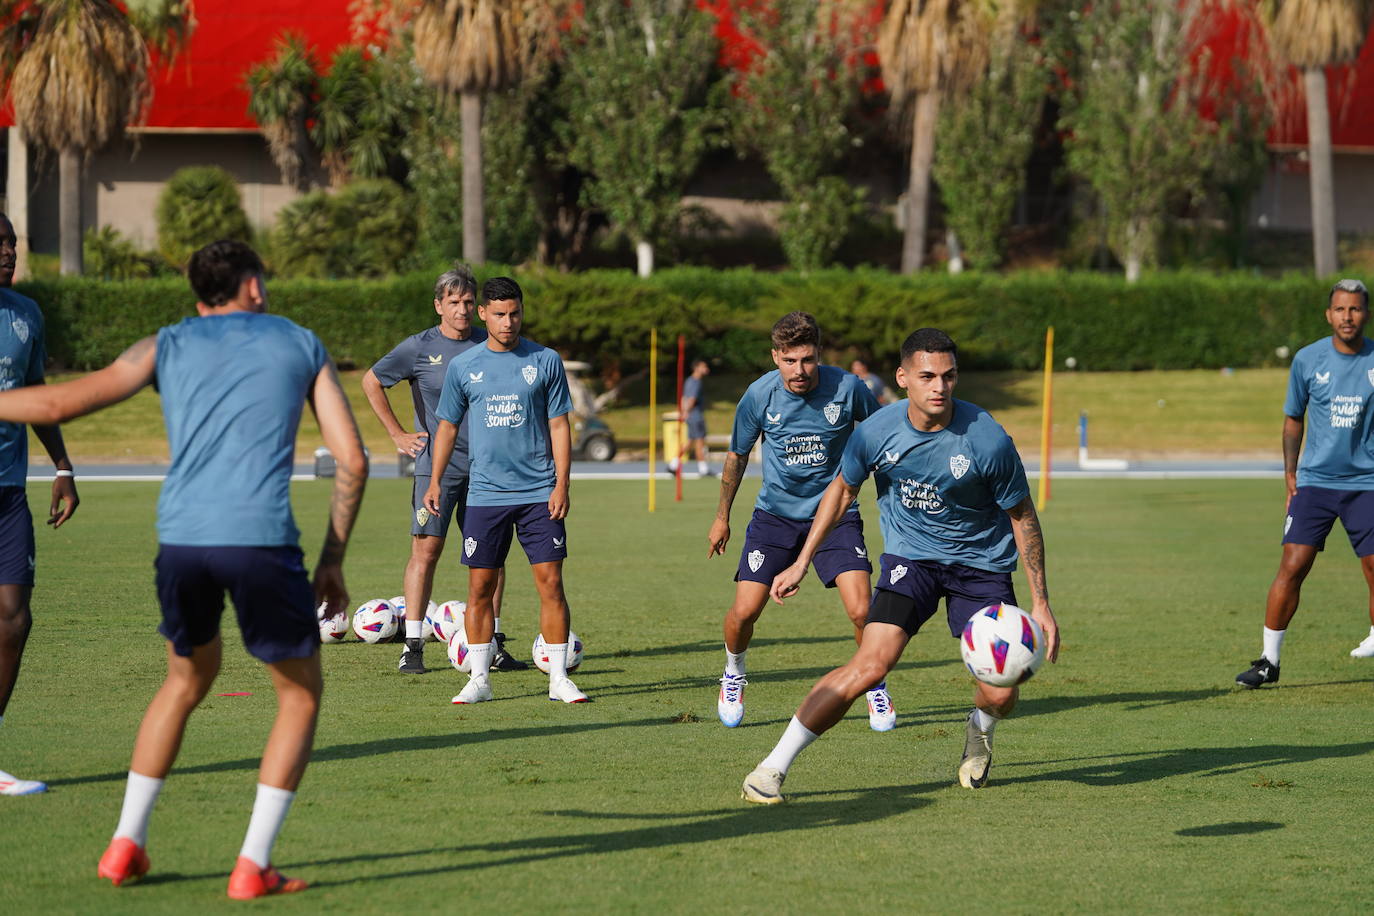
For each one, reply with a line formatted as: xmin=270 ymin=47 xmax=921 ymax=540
xmin=0 ymin=241 xmax=368 ymax=895
xmin=742 ymin=329 xmax=1059 ymax=803
xmin=425 ymin=277 xmax=587 ymax=705
xmin=708 ymin=312 xmax=883 ymax=728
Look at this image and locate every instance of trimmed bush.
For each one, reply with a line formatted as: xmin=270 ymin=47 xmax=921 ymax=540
xmin=155 ymin=167 xmax=252 ymax=270
xmin=20 ymin=268 xmax=1332 ymax=374
xmin=269 ymin=180 xmax=418 ymax=279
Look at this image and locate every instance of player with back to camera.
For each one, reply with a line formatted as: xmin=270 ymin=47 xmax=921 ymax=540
xmin=708 ymin=312 xmax=885 ymax=728
xmin=362 ymin=265 xmax=526 ymax=675
xmin=0 ymin=241 xmax=368 ymax=897
xmin=425 ymin=277 xmax=587 ymax=705
xmin=0 ymin=213 xmax=79 ymax=797
xmin=1237 ymin=278 xmax=1374 ymax=688
xmin=672 ymin=358 xmax=713 ymax=476
xmin=741 ymin=328 xmax=1060 ymax=803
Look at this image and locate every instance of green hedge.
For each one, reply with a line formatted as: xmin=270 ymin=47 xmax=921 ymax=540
xmin=20 ymin=268 xmax=1334 ymax=374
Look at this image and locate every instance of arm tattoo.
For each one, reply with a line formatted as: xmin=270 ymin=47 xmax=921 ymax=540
xmin=715 ymin=452 xmax=746 ymax=521
xmin=319 ymin=463 xmax=366 ymax=566
xmin=1015 ymin=505 xmax=1049 ymax=605
xmin=117 ymin=336 xmax=156 ymax=365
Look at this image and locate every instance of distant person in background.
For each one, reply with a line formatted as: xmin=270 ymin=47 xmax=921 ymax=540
xmin=672 ymin=359 xmax=713 ymax=477
xmin=0 ymin=213 xmax=79 ymax=798
xmin=362 ymin=265 xmax=525 ymax=676
xmin=1238 ymin=278 xmax=1374 ymax=688
xmin=851 ymin=359 xmax=897 ymax=405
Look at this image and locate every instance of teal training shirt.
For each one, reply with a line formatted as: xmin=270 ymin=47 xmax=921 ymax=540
xmin=1285 ymin=336 xmax=1374 ymax=490
xmin=729 ymin=365 xmax=879 ymax=521
xmin=839 ymin=399 xmax=1029 ymax=573
xmin=0 ymin=288 xmax=45 ymax=487
xmin=155 ymin=312 xmax=329 ymax=546
xmin=436 ymin=338 xmax=573 ymax=507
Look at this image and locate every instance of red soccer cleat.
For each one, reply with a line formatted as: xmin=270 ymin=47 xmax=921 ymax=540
xmin=97 ymin=837 xmax=150 ymax=887
xmin=226 ymin=856 xmax=309 ymax=900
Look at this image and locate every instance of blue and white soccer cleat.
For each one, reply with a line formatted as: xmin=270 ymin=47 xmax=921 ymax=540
xmin=718 ymin=674 xmax=747 ymax=727
xmin=866 ymin=683 xmax=896 ymax=732
xmin=0 ymin=769 xmax=46 ymax=796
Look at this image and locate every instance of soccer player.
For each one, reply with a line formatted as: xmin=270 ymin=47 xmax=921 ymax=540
xmin=362 ymin=266 xmax=525 ymax=675
xmin=0 ymin=213 xmax=79 ymax=797
xmin=672 ymin=359 xmax=712 ymax=476
xmin=0 ymin=241 xmax=368 ymax=896
xmin=850 ymin=358 xmax=896 ymax=404
xmin=741 ymin=328 xmax=1059 ymax=803
xmin=708 ymin=312 xmax=884 ymax=729
xmin=424 ymin=277 xmax=586 ymax=705
xmin=1237 ymin=278 xmax=1374 ymax=687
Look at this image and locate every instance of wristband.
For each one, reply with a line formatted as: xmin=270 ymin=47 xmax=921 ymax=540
xmin=54 ymin=470 xmax=74 ymax=478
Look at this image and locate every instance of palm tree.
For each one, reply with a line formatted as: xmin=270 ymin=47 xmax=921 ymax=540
xmin=878 ymin=0 xmax=999 ymax=273
xmin=0 ymin=0 xmax=191 ymax=275
xmin=245 ymin=34 xmax=320 ymax=191
xmin=412 ymin=0 xmax=554 ymax=265
xmin=1260 ymin=1 xmax=1372 ymax=277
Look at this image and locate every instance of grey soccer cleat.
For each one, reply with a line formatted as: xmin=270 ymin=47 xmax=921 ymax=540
xmin=742 ymin=766 xmax=786 ymax=805
xmin=958 ymin=712 xmax=993 ymax=789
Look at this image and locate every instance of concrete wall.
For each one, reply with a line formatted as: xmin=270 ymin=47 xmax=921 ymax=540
xmin=1253 ymin=151 xmax=1374 ymax=233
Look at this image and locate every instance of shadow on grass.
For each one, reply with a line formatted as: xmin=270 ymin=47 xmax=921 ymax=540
xmin=1175 ymin=821 xmax=1284 ymax=837
xmin=605 ymin=635 xmax=857 ymax=661
xmin=1006 ymin=740 xmax=1374 ymax=786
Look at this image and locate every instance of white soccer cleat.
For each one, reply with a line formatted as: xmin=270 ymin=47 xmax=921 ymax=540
xmin=451 ymin=676 xmax=493 ymax=705
xmin=1351 ymin=633 xmax=1374 ymax=658
xmin=958 ymin=712 xmax=993 ymax=789
xmin=741 ymin=765 xmax=785 ymax=805
xmin=548 ymin=677 xmax=589 ymax=704
xmin=717 ymin=674 xmax=747 ymax=728
xmin=866 ymin=684 xmax=896 ymax=732
xmin=0 ymin=769 xmax=47 ymax=796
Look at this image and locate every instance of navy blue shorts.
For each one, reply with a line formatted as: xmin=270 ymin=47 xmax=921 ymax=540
xmin=460 ymin=503 xmax=567 ymax=568
xmin=1283 ymin=486 xmax=1374 ymax=555
xmin=686 ymin=411 xmax=707 ymax=440
xmin=0 ymin=487 xmax=34 ymax=586
xmin=155 ymin=545 xmax=318 ymax=663
xmin=412 ymin=474 xmax=468 ymax=537
xmin=736 ymin=508 xmax=871 ymax=588
xmin=868 ymin=554 xmax=1017 ymax=637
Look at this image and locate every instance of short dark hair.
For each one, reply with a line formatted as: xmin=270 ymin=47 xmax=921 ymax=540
xmin=482 ymin=276 xmax=523 ymax=304
xmin=771 ymin=311 xmax=820 ymax=351
xmin=435 ymin=264 xmax=477 ymax=301
xmin=188 ymin=240 xmax=264 ymax=307
xmin=900 ymin=328 xmax=958 ymax=363
xmin=1330 ymin=278 xmax=1369 ymax=310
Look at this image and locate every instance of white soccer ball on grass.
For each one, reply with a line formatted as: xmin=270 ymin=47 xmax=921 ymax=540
xmin=430 ymin=600 xmax=465 ymax=644
xmin=352 ymin=599 xmax=397 ymax=644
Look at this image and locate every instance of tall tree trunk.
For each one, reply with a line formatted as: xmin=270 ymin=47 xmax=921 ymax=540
xmin=635 ymin=240 xmax=654 ymax=278
xmin=902 ymin=90 xmax=940 ymax=275
xmin=1304 ymin=67 xmax=1337 ymax=277
xmin=59 ymin=148 xmax=82 ymax=276
xmin=6 ymin=129 xmax=29 ymax=281
xmin=461 ymin=90 xmax=486 ymax=265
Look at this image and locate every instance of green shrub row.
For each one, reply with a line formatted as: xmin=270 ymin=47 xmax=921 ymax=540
xmin=20 ymin=268 xmax=1334 ymax=375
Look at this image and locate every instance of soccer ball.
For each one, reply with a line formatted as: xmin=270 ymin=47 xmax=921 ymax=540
xmin=391 ymin=596 xmax=439 ymax=641
xmin=531 ymin=632 xmax=584 ymax=674
xmin=960 ymin=604 xmax=1046 ymax=687
xmin=447 ymin=628 xmax=495 ymax=673
xmin=430 ymin=600 xmax=465 ymax=644
xmin=318 ymin=603 xmax=349 ymax=643
xmin=352 ymin=599 xmax=397 ymax=644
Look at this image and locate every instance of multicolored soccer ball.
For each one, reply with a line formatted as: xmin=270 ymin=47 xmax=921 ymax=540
xmin=390 ymin=596 xmax=438 ymax=641
xmin=532 ymin=632 xmax=584 ymax=674
xmin=960 ymin=604 xmax=1046 ymax=687
xmin=352 ymin=599 xmax=397 ymax=644
xmin=429 ymin=600 xmax=465 ymax=644
xmin=447 ymin=628 xmax=495 ymax=673
xmin=318 ymin=604 xmax=350 ymax=643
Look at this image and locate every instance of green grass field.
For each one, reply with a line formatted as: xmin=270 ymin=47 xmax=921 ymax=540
xmin=5 ymin=477 xmax=1374 ymax=913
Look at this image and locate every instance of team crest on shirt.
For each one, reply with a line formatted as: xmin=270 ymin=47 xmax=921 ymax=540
xmin=950 ymin=454 xmax=970 ymax=479
xmin=10 ymin=319 xmax=27 ymax=344
xmin=747 ymin=550 xmax=765 ymax=572
xmin=823 ymin=402 xmax=842 ymax=425
xmin=890 ymin=564 xmax=908 ymax=584
xmin=464 ymin=537 xmax=477 ymax=557
xmin=1366 ymin=368 xmax=1374 ymax=388
xmin=521 ymin=365 xmax=538 ymax=385
xmin=416 ymin=507 xmax=430 ymax=526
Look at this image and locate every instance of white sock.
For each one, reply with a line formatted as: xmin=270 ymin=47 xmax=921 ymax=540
xmin=113 ymin=771 xmax=164 ymax=847
xmin=545 ymin=642 xmax=568 ymax=681
xmin=239 ymin=783 xmax=296 ymax=868
xmin=467 ymin=640 xmax=492 ymax=680
xmin=1262 ymin=626 xmax=1286 ymax=665
xmin=494 ymin=616 xmax=503 ymax=635
xmin=405 ymin=619 xmax=424 ymax=640
xmin=725 ymin=648 xmax=746 ymax=678
xmin=759 ymin=716 xmax=819 ymax=775
xmin=972 ymin=708 xmax=1000 ymax=735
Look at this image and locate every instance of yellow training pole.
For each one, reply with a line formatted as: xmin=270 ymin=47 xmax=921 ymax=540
xmin=648 ymin=327 xmax=658 ymax=513
xmin=1037 ymin=326 xmax=1054 ymax=507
